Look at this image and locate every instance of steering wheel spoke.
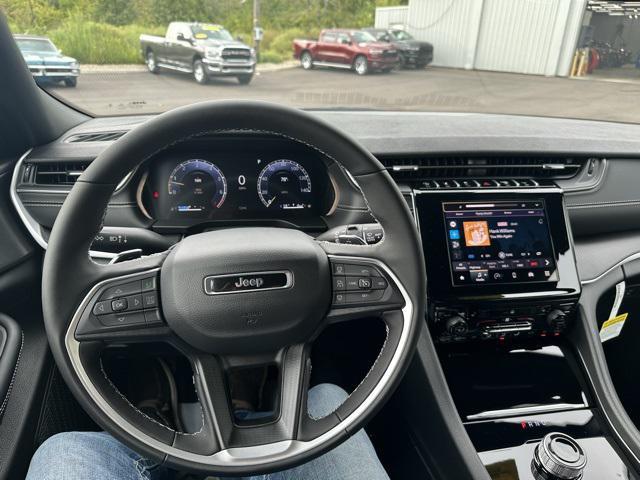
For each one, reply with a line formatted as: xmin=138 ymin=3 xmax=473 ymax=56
xmin=171 ymin=343 xmax=310 ymax=458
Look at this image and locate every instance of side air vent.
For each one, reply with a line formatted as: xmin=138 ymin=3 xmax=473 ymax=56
xmin=379 ymin=156 xmax=589 ymax=185
xmin=26 ymin=161 xmax=92 ymax=186
xmin=65 ymin=131 xmax=127 ymax=143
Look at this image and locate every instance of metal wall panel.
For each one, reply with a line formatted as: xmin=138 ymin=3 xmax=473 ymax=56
xmin=375 ymin=6 xmax=409 ymax=28
xmin=474 ymin=0 xmax=567 ymax=75
xmin=405 ymin=0 xmax=485 ymax=68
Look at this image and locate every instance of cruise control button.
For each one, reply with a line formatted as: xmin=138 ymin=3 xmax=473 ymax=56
xmin=111 ymin=298 xmax=128 ymax=312
xmin=92 ymin=301 xmax=111 ymax=316
xmin=333 ymin=292 xmax=346 ymax=305
xmin=332 ymin=264 xmax=346 ymax=275
xmin=100 ymin=281 xmax=141 ymax=300
xmin=344 ymin=264 xmax=380 ymax=277
xmin=99 ymin=311 xmax=146 ymax=327
xmin=372 ymin=277 xmax=388 ymax=290
xmin=142 ymin=292 xmax=157 ymax=309
xmin=127 ymin=294 xmax=143 ymax=311
xmin=345 ymin=290 xmax=385 ymax=304
xmin=144 ymin=309 xmax=163 ymax=326
xmin=345 ymin=277 xmax=360 ymax=290
xmin=333 ymin=277 xmax=346 ymax=290
xmin=358 ymin=278 xmax=372 ymax=289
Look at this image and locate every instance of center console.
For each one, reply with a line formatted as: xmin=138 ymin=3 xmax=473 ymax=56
xmin=414 ymin=185 xmax=581 ymax=343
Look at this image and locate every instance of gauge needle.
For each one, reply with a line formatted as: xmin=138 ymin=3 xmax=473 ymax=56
xmin=170 ymin=181 xmax=185 ymax=186
xmin=266 ymin=196 xmax=277 ymax=207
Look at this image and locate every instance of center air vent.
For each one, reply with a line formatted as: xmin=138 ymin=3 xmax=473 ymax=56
xmin=65 ymin=131 xmax=127 ymax=143
xmin=26 ymin=161 xmax=92 ymax=186
xmin=379 ymin=156 xmax=589 ymax=185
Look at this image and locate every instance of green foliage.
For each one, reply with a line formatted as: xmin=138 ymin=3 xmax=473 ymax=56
xmin=1 ymin=0 xmax=408 ymax=64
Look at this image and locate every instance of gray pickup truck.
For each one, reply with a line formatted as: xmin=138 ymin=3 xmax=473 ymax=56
xmin=140 ymin=22 xmax=256 ymax=85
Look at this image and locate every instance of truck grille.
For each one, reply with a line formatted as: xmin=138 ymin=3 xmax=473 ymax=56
xmin=382 ymin=50 xmax=398 ymax=58
xmin=222 ymin=48 xmax=251 ymax=61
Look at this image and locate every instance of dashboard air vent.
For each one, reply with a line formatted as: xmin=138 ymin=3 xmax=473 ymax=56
xmin=380 ymin=156 xmax=588 ymax=185
xmin=30 ymin=161 xmax=91 ymax=186
xmin=65 ymin=131 xmax=127 ymax=143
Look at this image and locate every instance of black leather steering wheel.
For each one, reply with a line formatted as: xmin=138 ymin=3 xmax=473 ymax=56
xmin=42 ymin=101 xmax=425 ymax=475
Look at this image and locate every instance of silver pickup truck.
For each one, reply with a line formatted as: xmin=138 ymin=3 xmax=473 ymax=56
xmin=140 ymin=22 xmax=256 ymax=85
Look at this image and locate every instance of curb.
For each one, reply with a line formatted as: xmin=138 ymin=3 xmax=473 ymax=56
xmin=80 ymin=60 xmax=298 ymax=74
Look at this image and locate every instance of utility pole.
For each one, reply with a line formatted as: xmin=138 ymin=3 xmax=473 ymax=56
xmin=253 ymin=0 xmax=262 ymax=62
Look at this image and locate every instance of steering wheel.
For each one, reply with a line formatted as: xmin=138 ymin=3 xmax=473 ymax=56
xmin=42 ymin=101 xmax=425 ymax=475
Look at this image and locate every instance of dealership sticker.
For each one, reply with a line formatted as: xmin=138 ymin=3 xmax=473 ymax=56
xmin=600 ymin=313 xmax=628 ymax=343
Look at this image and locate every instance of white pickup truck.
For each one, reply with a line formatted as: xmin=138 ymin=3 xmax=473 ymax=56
xmin=140 ymin=22 xmax=256 ymax=85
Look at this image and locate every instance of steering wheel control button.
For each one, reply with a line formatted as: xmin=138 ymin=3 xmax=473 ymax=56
xmin=345 ymin=290 xmax=385 ymax=304
xmin=100 ymin=280 xmax=141 ymax=300
xmin=333 ymin=277 xmax=346 ymax=290
xmin=142 ymin=292 xmax=158 ymax=309
xmin=144 ymin=309 xmax=163 ymax=326
xmin=332 ymin=264 xmax=346 ymax=275
xmin=92 ymin=301 xmax=111 ymax=316
xmin=99 ymin=311 xmax=146 ymax=328
xmin=343 ymin=264 xmax=380 ymax=277
xmin=333 ymin=292 xmax=346 ymax=305
xmin=372 ymin=277 xmax=388 ymax=290
xmin=126 ymin=294 xmax=144 ymax=311
xmin=358 ymin=278 xmax=372 ymax=289
xmin=532 ymin=433 xmax=586 ymax=480
xmin=111 ymin=298 xmax=128 ymax=312
xmin=141 ymin=276 xmax=157 ymax=292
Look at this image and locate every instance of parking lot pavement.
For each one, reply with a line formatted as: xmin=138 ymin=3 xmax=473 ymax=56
xmin=48 ymin=66 xmax=640 ymax=124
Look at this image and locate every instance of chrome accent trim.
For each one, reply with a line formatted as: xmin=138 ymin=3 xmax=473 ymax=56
xmin=413 ymin=187 xmax=563 ymax=195
xmin=326 ymin=172 xmax=340 ymax=216
xmin=312 ymin=61 xmax=352 ymax=70
xmin=466 ymin=402 xmax=587 ymax=421
xmin=203 ymin=270 xmax=293 ymax=295
xmin=11 ymin=152 xmax=117 ymax=260
xmin=136 ymin=170 xmax=153 ymax=220
xmin=562 ymin=158 xmax=608 ymax=193
xmin=581 ymin=252 xmax=640 ymax=285
xmin=64 ymin=255 xmax=414 ymax=467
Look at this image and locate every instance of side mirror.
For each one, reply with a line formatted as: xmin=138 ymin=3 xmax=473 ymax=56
xmin=341 ymin=38 xmax=351 ymax=45
xmin=177 ymin=33 xmax=191 ymax=43
xmin=236 ymin=35 xmax=244 ymax=42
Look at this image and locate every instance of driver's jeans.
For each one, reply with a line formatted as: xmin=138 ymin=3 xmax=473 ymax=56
xmin=26 ymin=383 xmax=389 ymax=480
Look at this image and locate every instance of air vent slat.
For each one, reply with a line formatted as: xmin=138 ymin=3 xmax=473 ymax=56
xmin=379 ymin=156 xmax=588 ymax=185
xmin=30 ymin=161 xmax=91 ymax=186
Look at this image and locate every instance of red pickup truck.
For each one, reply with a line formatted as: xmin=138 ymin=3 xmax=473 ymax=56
xmin=293 ymin=29 xmax=398 ymax=75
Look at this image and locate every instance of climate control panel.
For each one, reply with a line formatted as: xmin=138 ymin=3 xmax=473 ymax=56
xmin=432 ymin=301 xmax=576 ymax=343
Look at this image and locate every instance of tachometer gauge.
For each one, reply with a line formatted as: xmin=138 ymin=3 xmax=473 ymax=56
xmin=257 ymin=159 xmax=312 ymax=210
xmin=168 ymin=159 xmax=227 ymax=215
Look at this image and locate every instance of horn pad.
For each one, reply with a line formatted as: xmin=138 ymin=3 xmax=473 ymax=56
xmin=160 ymin=227 xmax=331 ymax=354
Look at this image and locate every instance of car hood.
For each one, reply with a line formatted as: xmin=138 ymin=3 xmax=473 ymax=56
xmin=395 ymin=40 xmax=433 ymax=49
xmin=21 ymin=51 xmax=78 ymax=65
xmin=195 ymin=39 xmax=250 ymax=49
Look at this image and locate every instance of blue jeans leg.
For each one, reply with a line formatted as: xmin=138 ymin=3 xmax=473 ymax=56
xmin=26 ymin=430 xmax=168 ymax=480
xmin=26 ymin=384 xmax=388 ymax=480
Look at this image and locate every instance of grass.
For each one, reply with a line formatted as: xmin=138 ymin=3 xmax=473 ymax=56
xmin=12 ymin=19 xmax=315 ymax=65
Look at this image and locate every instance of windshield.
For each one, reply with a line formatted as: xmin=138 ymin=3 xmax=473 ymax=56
xmin=351 ymin=31 xmax=376 ymax=43
xmin=6 ymin=1 xmax=640 ymax=124
xmin=391 ymin=30 xmax=413 ymax=41
xmin=15 ymin=39 xmax=57 ymax=53
xmin=191 ymin=25 xmax=234 ymax=42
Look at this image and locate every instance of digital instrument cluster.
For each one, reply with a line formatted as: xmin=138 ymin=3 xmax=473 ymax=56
xmin=142 ymin=147 xmax=334 ymax=222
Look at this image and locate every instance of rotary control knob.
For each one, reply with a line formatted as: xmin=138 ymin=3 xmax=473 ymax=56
xmin=547 ymin=309 xmax=568 ymax=330
xmin=532 ymin=433 xmax=586 ymax=480
xmin=445 ymin=315 xmax=468 ymax=336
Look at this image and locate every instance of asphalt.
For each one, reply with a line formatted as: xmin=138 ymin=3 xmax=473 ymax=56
xmin=47 ymin=65 xmax=640 ymax=124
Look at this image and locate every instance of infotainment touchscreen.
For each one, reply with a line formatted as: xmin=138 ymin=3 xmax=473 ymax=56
xmin=443 ymin=200 xmax=558 ymax=286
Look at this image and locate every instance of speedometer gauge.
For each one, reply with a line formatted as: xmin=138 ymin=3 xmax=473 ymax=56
xmin=168 ymin=159 xmax=227 ymax=216
xmin=257 ymin=159 xmax=312 ymax=210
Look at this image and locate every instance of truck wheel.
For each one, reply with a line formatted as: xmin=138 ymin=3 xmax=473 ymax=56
xmin=237 ymin=74 xmax=253 ymax=85
xmin=300 ymin=51 xmax=314 ymax=70
xmin=64 ymin=77 xmax=77 ymax=87
xmin=146 ymin=51 xmax=158 ymax=74
xmin=193 ymin=59 xmax=208 ymax=84
xmin=354 ymin=55 xmax=369 ymax=75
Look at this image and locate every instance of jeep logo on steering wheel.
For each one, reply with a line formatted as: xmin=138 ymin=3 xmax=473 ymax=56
xmin=204 ymin=271 xmax=292 ymax=295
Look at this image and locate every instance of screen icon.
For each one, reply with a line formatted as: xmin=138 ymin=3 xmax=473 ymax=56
xmin=449 ymin=230 xmax=460 ymax=240
xmin=449 ymin=221 xmax=457 ymax=228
